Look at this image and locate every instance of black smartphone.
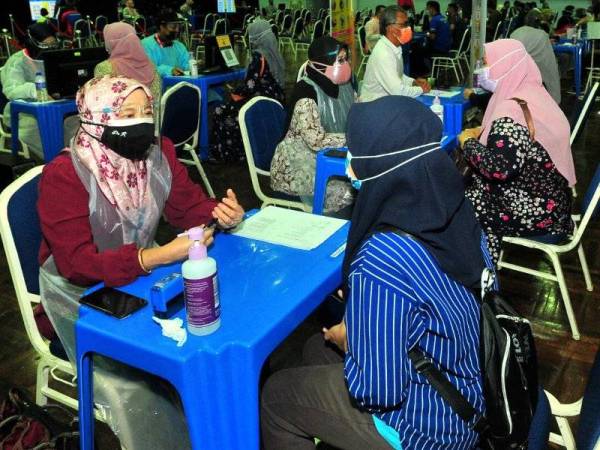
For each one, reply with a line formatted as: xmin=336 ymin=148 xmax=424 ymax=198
xmin=324 ymin=149 xmax=348 ymax=159
xmin=80 ymin=288 xmax=147 ymax=319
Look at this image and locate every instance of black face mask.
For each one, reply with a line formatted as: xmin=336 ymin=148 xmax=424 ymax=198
xmin=83 ymin=121 xmax=155 ymax=161
xmin=101 ymin=122 xmax=155 ymax=161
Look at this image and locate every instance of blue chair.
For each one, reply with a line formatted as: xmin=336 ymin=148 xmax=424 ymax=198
xmin=497 ymin=163 xmax=600 ymax=340
xmin=160 ymin=81 xmax=214 ymax=197
xmin=0 ymin=166 xmax=78 ymax=410
xmin=528 ymin=348 xmax=600 ymax=450
xmin=312 ymin=148 xmax=347 ymax=215
xmin=239 ymin=96 xmax=307 ymax=211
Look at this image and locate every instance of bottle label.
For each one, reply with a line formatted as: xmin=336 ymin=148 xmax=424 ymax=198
xmin=184 ymin=272 xmax=220 ymax=328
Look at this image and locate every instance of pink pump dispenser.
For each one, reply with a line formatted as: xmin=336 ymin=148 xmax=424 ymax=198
xmin=182 ymin=227 xmax=220 ymax=336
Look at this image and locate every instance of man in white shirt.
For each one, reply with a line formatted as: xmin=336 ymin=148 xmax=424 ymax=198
xmin=360 ymin=6 xmax=430 ymax=102
xmin=364 ymin=5 xmax=385 ymax=52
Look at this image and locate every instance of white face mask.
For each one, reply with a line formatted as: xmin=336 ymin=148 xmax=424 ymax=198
xmin=476 ymin=48 xmax=527 ymax=93
xmin=347 ymin=141 xmax=441 ymax=186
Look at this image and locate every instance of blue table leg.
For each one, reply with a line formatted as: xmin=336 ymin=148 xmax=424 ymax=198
xmin=10 ymin=105 xmax=20 ymax=156
xmin=199 ymin=79 xmax=210 ymax=160
xmin=77 ymin=351 xmax=95 ymax=450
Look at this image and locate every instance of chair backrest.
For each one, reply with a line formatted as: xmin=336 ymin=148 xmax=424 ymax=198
xmin=238 ymin=96 xmax=286 ymax=174
xmin=493 ymin=19 xmax=503 ymax=41
xmin=0 ymin=165 xmax=49 ymax=356
xmin=588 ymin=21 xmax=600 ymax=40
xmin=276 ymin=10 xmax=283 ymax=26
xmin=160 ymin=82 xmax=201 ymax=149
xmin=282 ymin=14 xmax=292 ymax=32
xmin=304 ymin=11 xmax=312 ymax=25
xmin=74 ymin=19 xmax=91 ymax=38
xmin=527 ymin=388 xmax=552 ymax=450
xmin=358 ymin=26 xmax=367 ymax=54
xmin=582 ymin=163 xmax=600 ymax=219
xmin=214 ymin=18 xmax=228 ymax=35
xmin=293 ymin=9 xmax=301 ymax=22
xmin=204 ymin=13 xmax=215 ymax=32
xmin=292 ymin=17 xmax=303 ymax=38
xmin=570 ymin=82 xmax=599 ymax=145
xmin=95 ymin=15 xmax=107 ymax=33
xmin=313 ymin=20 xmax=324 ymax=39
xmin=297 ymin=60 xmax=308 ymax=81
xmin=324 ymin=16 xmax=331 ymax=33
xmin=577 ymin=348 xmax=600 ymax=450
xmin=458 ymin=26 xmax=471 ymax=53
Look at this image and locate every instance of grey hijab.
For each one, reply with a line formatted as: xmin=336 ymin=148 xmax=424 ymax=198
xmin=511 ymin=26 xmax=561 ymax=104
xmin=248 ymin=18 xmax=286 ymax=87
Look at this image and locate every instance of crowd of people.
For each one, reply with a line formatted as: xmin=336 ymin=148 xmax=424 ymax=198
xmin=0 ymin=0 xmax=592 ymax=448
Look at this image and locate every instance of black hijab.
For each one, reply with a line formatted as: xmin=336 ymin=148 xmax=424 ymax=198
xmin=283 ymin=36 xmax=345 ymax=135
xmin=342 ymin=96 xmax=486 ymax=291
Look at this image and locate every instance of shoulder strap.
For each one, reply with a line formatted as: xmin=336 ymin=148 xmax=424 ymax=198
xmin=510 ymin=97 xmax=536 ymax=141
xmin=408 ymin=348 xmax=489 ymax=435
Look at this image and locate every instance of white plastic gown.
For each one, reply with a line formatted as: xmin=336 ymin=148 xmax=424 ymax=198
xmin=39 ymin=146 xmax=192 ymax=450
xmin=1 ymin=50 xmax=80 ymax=159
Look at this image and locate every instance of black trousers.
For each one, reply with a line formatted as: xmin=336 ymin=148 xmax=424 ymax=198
xmin=261 ymin=334 xmax=391 ymax=450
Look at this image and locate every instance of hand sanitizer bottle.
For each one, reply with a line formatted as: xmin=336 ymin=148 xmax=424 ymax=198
xmin=431 ymin=96 xmax=444 ymax=125
xmin=182 ymin=227 xmax=220 ymax=335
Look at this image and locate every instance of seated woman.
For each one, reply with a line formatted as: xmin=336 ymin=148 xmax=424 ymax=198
xmin=95 ymin=22 xmax=162 ymax=103
xmin=262 ymin=96 xmax=490 ymax=450
xmin=210 ymin=18 xmax=285 ymax=162
xmin=459 ymin=39 xmax=575 ymax=263
xmin=37 ymin=76 xmax=244 ymax=450
xmin=270 ymin=36 xmax=355 ymax=213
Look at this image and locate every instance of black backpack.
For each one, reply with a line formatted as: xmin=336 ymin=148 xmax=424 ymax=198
xmin=409 ymin=269 xmax=539 ymax=450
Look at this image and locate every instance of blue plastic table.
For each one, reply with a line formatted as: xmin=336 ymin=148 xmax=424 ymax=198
xmin=76 ymin=219 xmax=349 ymax=450
xmin=553 ymin=42 xmax=583 ymax=97
xmin=312 ymin=135 xmax=457 ymax=215
xmin=162 ymin=68 xmax=247 ymax=160
xmin=417 ymin=89 xmax=470 ymax=137
xmin=10 ymin=99 xmax=77 ymax=162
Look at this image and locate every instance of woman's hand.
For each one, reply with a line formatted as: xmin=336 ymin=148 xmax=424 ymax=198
xmin=323 ymin=320 xmax=347 ymax=353
xmin=212 ymin=189 xmax=245 ymax=229
xmin=140 ymin=227 xmax=215 ymax=271
xmin=463 ymin=88 xmax=473 ymax=100
xmin=458 ymin=127 xmax=481 ymax=148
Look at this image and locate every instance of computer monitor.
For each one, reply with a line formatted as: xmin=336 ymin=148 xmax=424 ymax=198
xmin=29 ymin=1 xmax=56 ymax=21
xmin=200 ymin=34 xmax=237 ymax=72
xmin=39 ymin=47 xmax=108 ymax=98
xmin=217 ymin=0 xmax=236 ymax=13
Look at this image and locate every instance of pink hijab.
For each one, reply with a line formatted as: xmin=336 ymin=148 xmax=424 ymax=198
xmin=480 ymin=39 xmax=576 ymax=186
xmin=73 ymin=76 xmax=156 ymax=224
xmin=104 ymin=22 xmax=155 ymax=86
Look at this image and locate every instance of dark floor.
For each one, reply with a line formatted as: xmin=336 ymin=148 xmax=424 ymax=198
xmin=0 ymin=42 xmax=598 ymax=450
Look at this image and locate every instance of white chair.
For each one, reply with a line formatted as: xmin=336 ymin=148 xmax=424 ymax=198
xmin=431 ymin=26 xmax=470 ymax=83
xmin=357 ymin=26 xmax=372 ymax=78
xmin=0 ymin=166 xmax=77 ymax=410
xmin=239 ymin=96 xmax=308 ymax=211
xmin=294 ymin=18 xmax=322 ymax=60
xmin=585 ymin=22 xmax=600 ymax=93
xmin=160 ymin=82 xmax=214 ymax=197
xmin=278 ymin=14 xmax=294 ymax=52
xmin=497 ymin=163 xmax=600 ymax=340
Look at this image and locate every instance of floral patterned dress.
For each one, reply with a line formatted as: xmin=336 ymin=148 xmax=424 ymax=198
xmin=464 ymin=117 xmax=573 ymax=262
xmin=210 ymin=51 xmax=285 ymax=162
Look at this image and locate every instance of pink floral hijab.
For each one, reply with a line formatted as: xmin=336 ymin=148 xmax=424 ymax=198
xmin=72 ymin=76 xmax=156 ymax=220
xmin=480 ymin=39 xmax=576 ymax=186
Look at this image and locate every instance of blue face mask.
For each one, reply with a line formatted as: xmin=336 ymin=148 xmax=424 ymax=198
xmin=345 ymin=152 xmax=362 ymax=190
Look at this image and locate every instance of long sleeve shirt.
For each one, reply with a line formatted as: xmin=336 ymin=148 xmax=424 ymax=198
xmin=360 ymin=36 xmax=423 ymax=102
xmin=345 ymin=232 xmax=492 ymax=449
xmin=141 ymin=34 xmax=190 ymax=77
xmin=38 ymin=137 xmax=218 ymax=287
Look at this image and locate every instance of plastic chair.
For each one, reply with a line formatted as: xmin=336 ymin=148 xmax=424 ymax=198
xmin=312 ymin=147 xmax=348 ymax=215
xmin=73 ymin=18 xmax=93 ymax=47
xmin=291 ymin=17 xmax=309 ymax=59
xmin=160 ymin=82 xmax=214 ymax=198
xmin=585 ymin=22 xmax=600 ymax=93
xmin=497 ymin=163 xmax=600 ymax=340
xmin=202 ymin=13 xmax=215 ymax=34
xmin=238 ymin=96 xmax=307 ymax=211
xmin=0 ymin=166 xmax=78 ymax=410
xmin=492 ymin=19 xmax=503 ymax=41
xmin=357 ymin=26 xmax=370 ymax=77
xmin=94 ymin=15 xmax=108 ymax=42
xmin=528 ymin=348 xmax=600 ymax=450
xmin=278 ymin=15 xmax=294 ymax=51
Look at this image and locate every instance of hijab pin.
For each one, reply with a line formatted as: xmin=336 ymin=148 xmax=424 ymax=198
xmin=102 ymin=107 xmax=111 ymax=113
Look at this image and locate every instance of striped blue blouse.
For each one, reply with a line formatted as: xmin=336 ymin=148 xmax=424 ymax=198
xmin=344 ymin=232 xmax=494 ymax=450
